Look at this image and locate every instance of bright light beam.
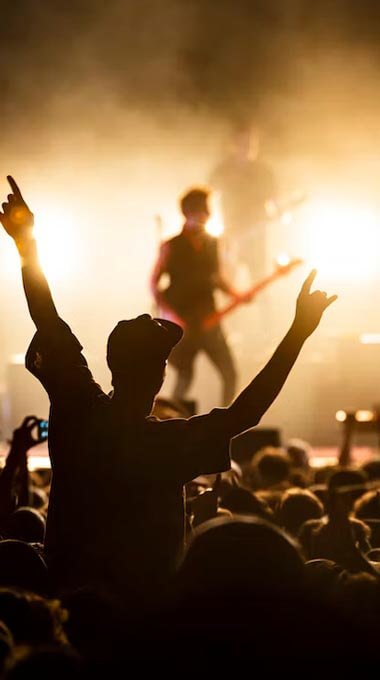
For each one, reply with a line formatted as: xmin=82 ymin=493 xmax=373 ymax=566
xmin=305 ymin=198 xmax=380 ymax=282
xmin=206 ymin=193 xmax=224 ymax=237
xmin=206 ymin=212 xmax=224 ymax=237
xmin=33 ymin=202 xmax=80 ymax=283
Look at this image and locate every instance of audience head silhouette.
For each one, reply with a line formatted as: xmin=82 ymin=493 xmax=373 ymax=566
xmin=107 ymin=314 xmax=183 ymax=399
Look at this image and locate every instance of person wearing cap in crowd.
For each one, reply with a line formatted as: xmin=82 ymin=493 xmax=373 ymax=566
xmin=0 ymin=176 xmax=337 ymax=603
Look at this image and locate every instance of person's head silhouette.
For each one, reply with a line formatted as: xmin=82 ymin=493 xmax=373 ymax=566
xmin=180 ymin=188 xmax=210 ymax=232
xmin=107 ymin=314 xmax=183 ymax=414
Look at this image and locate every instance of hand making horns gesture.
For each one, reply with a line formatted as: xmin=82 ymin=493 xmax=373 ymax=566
xmin=293 ymin=269 xmax=337 ymax=338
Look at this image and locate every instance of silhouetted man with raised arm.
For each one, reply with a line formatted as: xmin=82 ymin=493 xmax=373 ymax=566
xmin=0 ymin=176 xmax=336 ymax=603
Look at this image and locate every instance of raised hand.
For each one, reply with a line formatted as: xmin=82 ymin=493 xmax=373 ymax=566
xmin=0 ymin=176 xmax=34 ymax=242
xmin=293 ymin=269 xmax=337 ymax=338
xmin=11 ymin=416 xmax=43 ymax=453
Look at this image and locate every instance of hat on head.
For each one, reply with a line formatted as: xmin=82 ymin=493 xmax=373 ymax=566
xmin=107 ymin=314 xmax=183 ymax=372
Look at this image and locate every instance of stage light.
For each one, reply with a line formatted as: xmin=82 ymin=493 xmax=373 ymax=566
xmin=355 ymin=410 xmax=376 ymax=422
xmin=305 ymin=198 xmax=380 ymax=281
xmin=10 ymin=354 xmax=25 ymax=365
xmin=281 ymin=211 xmax=292 ymax=226
xmin=0 ymin=201 xmax=80 ymax=284
xmin=360 ymin=333 xmax=380 ymax=345
xmin=206 ymin=213 xmax=224 ymax=237
xmin=206 ymin=192 xmax=224 ymax=237
xmin=336 ymin=408 xmax=378 ymax=424
xmin=276 ymin=252 xmax=291 ymax=267
xmin=33 ymin=202 xmax=79 ymax=283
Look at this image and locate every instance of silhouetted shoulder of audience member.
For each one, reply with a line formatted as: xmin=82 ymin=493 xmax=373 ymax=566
xmin=0 ymin=620 xmax=13 ymax=673
xmin=304 ymin=558 xmax=342 ymax=597
xmin=171 ymin=514 xmax=311 ymax=650
xmin=61 ymin=586 xmax=134 ymax=664
xmin=328 ymin=467 xmax=368 ymax=492
xmin=335 ymin=571 xmax=380 ymax=633
xmin=255 ymin=488 xmax=283 ymax=512
xmin=286 ymin=438 xmax=311 ymax=469
xmin=288 ymin=469 xmax=310 ymax=488
xmin=299 ymin=516 xmax=371 ymax=564
xmin=364 ymin=520 xmax=380 ymax=549
xmin=325 ymin=468 xmax=369 ymax=518
xmin=278 ymin=488 xmax=323 ymax=536
xmin=29 ymin=487 xmax=48 ymax=511
xmin=0 ymin=541 xmax=48 ymax=595
xmin=367 ymin=547 xmax=380 ymax=562
xmin=361 ymin=459 xmax=380 ymax=481
xmin=0 ymin=588 xmax=68 ymax=648
xmin=220 ymin=487 xmax=274 ymax=522
xmin=248 ymin=447 xmax=291 ymax=490
xmin=313 ymin=465 xmax=337 ymax=485
xmin=3 ymin=508 xmax=45 ymax=544
xmin=353 ymin=490 xmax=380 ymax=521
xmin=308 ymin=483 xmax=328 ymax=506
xmin=5 ymin=646 xmax=82 ymax=680
xmin=177 ymin=514 xmax=305 ymax=597
xmin=305 ymin=560 xmax=358 ymax=633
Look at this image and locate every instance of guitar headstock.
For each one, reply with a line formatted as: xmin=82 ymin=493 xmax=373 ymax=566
xmin=275 ymin=257 xmax=303 ymax=276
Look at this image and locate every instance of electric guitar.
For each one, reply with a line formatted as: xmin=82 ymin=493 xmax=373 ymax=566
xmin=159 ymin=258 xmax=303 ymax=331
xmin=202 ymin=258 xmax=303 ymax=330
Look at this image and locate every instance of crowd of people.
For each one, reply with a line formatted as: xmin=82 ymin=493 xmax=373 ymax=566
xmin=0 ymin=174 xmax=377 ymax=673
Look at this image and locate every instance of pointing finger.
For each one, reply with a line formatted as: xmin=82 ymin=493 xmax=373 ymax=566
xmin=300 ymin=269 xmax=317 ymax=295
xmin=7 ymin=176 xmax=23 ymax=199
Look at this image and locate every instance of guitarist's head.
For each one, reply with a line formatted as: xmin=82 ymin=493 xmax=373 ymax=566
xmin=180 ymin=187 xmax=210 ymax=233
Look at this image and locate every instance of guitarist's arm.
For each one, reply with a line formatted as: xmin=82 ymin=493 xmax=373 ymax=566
xmin=225 ymin=271 xmax=337 ymax=436
xmin=215 ymin=272 xmax=238 ymax=298
xmin=150 ymin=242 xmax=185 ymax=327
xmin=214 ymin=241 xmax=240 ymax=299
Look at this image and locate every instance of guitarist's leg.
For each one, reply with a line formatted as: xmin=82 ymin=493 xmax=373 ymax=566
xmin=201 ymin=325 xmax=237 ymax=407
xmin=169 ymin=331 xmax=199 ymax=402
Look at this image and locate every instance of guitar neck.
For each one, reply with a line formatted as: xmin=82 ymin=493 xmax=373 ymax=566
xmin=202 ymin=260 xmax=302 ymax=330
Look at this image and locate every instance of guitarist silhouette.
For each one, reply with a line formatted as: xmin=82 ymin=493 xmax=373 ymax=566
xmin=151 ymin=187 xmax=239 ymax=407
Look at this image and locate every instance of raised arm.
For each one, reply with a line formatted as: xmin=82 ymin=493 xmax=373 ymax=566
xmin=0 ymin=417 xmax=41 ymax=524
xmin=226 ymin=270 xmax=337 ymax=435
xmin=0 ymin=176 xmax=58 ymax=330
